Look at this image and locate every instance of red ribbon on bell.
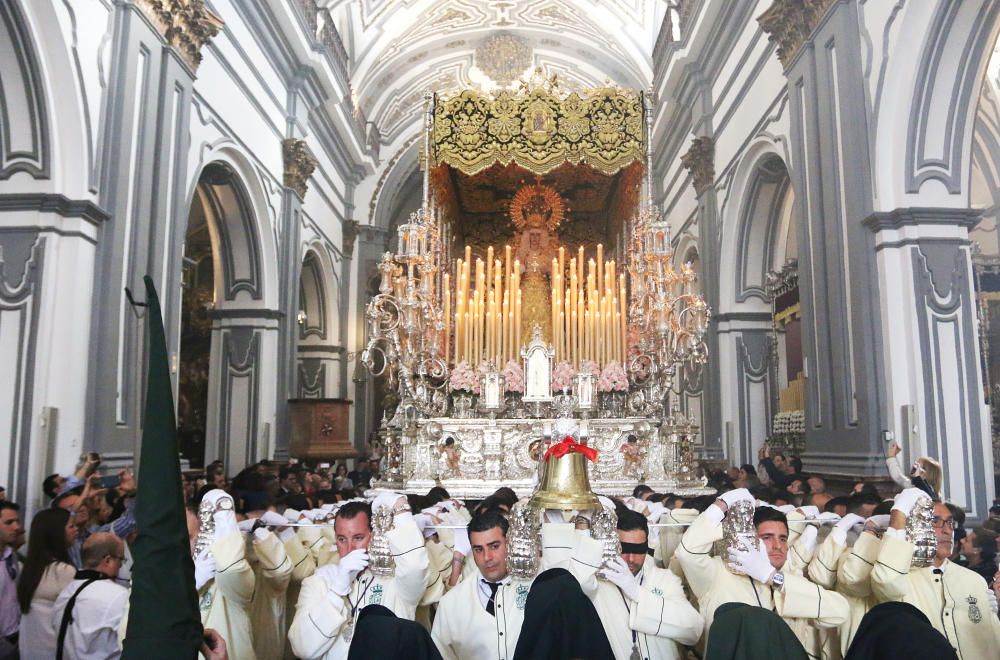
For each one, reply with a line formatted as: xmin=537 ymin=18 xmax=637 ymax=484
xmin=543 ymin=436 xmax=598 ymax=462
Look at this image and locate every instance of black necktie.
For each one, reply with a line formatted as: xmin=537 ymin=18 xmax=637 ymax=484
xmin=4 ymin=553 xmax=15 ymax=581
xmin=485 ymin=582 xmax=500 ymax=616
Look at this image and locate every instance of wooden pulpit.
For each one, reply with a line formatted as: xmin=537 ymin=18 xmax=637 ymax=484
xmin=288 ymin=398 xmax=358 ymax=460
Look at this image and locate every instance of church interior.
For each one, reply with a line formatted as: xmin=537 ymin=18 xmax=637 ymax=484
xmin=3 ymin=0 xmax=1000 ymax=525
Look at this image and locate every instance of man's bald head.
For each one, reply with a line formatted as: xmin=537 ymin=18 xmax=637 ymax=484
xmin=82 ymin=532 xmax=125 ymax=578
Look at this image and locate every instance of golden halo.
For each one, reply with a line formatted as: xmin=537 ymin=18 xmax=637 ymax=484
xmin=509 ymin=180 xmax=565 ymax=233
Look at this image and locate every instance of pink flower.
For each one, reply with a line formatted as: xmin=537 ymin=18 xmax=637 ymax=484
xmin=552 ymin=361 xmax=575 ymax=393
xmin=449 ymin=361 xmax=477 ymax=393
xmin=502 ymin=360 xmax=525 ymax=394
xmin=580 ymin=360 xmax=599 ymax=376
xmin=597 ymin=361 xmax=628 ymax=393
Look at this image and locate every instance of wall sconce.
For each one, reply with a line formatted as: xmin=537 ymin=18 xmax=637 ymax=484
xmin=297 ymin=310 xmax=307 ymax=325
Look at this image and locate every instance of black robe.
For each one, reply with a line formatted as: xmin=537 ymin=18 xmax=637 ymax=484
xmin=513 ymin=567 xmax=614 ymax=660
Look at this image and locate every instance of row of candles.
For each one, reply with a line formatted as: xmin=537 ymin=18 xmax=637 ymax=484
xmin=446 ymin=245 xmax=521 ymax=368
xmin=551 ymin=244 xmax=628 ymax=369
xmin=443 ymin=244 xmax=628 ymax=369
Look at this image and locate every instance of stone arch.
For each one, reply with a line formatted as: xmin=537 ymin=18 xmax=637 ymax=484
xmin=177 ymin=151 xmax=280 ymax=470
xmin=370 ymin=140 xmax=422 ymax=235
xmin=1 ymin=0 xmax=93 ymax=192
xmin=874 ymin=0 xmax=1000 ymax=208
xmin=296 ymin=244 xmax=341 ymax=399
xmin=720 ymin=143 xmax=794 ymax=312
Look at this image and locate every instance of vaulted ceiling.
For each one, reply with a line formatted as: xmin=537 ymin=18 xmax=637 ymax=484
xmin=323 ymin=0 xmax=662 ymax=146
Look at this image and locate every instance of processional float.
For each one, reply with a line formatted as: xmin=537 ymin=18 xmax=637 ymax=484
xmin=362 ymin=71 xmax=713 ymax=499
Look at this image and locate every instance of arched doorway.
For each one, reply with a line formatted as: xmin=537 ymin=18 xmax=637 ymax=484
xmin=177 ymin=184 xmax=214 ymax=467
xmin=718 ymin=151 xmax=800 ymax=464
xmin=177 ymin=161 xmax=273 ymax=470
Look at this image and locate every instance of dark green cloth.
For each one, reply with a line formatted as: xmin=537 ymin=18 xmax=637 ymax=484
xmin=121 ymin=276 xmax=203 ymax=659
xmin=705 ymin=601 xmax=808 ymax=660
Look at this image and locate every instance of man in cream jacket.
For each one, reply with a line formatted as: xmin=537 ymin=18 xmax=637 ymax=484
xmin=675 ymin=488 xmax=849 ymax=652
xmin=871 ymin=487 xmax=1000 ymax=660
xmin=582 ymin=509 xmax=703 ymax=659
xmin=287 ymin=492 xmax=432 ymax=659
xmin=431 ymin=511 xmax=530 ymax=660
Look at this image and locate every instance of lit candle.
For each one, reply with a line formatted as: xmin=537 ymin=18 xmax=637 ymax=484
xmin=597 ymin=244 xmax=604 ymax=298
xmin=515 ymin=290 xmax=522 ymax=357
xmin=502 ymin=290 xmax=510 ymax=363
xmin=444 ymin=273 xmax=450 ymax=363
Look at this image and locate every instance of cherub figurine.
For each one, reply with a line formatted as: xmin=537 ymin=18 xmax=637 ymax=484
xmin=619 ymin=434 xmax=643 ymax=477
xmin=439 ymin=437 xmax=461 ymax=477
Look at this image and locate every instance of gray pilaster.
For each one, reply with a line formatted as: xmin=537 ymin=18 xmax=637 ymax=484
xmin=86 ymin=2 xmax=198 ymax=460
xmin=782 ymin=0 xmax=885 ymax=474
xmin=274 ymin=189 xmax=303 ymax=459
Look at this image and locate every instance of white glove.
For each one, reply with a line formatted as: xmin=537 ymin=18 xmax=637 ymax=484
xmin=777 ymin=504 xmax=796 ymax=514
xmin=258 ymin=511 xmax=287 ymax=527
xmin=413 ymin=513 xmax=436 ymax=538
xmin=194 ymin=548 xmax=216 ymax=591
xmin=718 ymin=488 xmax=754 ymax=509
xmin=202 ymin=489 xmax=238 ymax=538
xmin=372 ymin=491 xmax=404 ymax=514
xmin=237 ymin=519 xmax=256 ymax=533
xmin=213 ymin=509 xmax=238 ymax=539
xmin=816 ymin=512 xmax=842 ymax=523
xmin=797 ymin=506 xmax=819 ymax=519
xmin=253 ymin=527 xmax=272 ymax=542
xmin=987 ymin=588 xmax=998 ymax=615
xmin=317 ymin=549 xmax=369 ymax=596
xmin=831 ymin=513 xmax=865 ymax=545
xmin=599 ymin=556 xmax=641 ymax=601
xmin=598 ymin=496 xmax=615 ymax=512
xmin=453 ymin=527 xmax=472 ymax=557
xmin=834 ymin=513 xmax=865 ymax=533
xmin=796 ymin=525 xmax=818 ymax=554
xmin=892 ymin=487 xmax=930 ymax=517
xmin=283 ymin=508 xmax=302 ymax=523
xmin=727 ymin=540 xmax=776 ymax=584
xmin=645 ymin=502 xmax=666 ymax=521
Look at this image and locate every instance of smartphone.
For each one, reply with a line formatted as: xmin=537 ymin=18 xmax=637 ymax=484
xmin=100 ymin=475 xmax=121 ymax=489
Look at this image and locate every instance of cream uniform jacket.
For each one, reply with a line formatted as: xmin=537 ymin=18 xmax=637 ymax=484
xmin=287 ymin=515 xmax=431 ymax=660
xmin=247 ymin=529 xmax=293 ymax=660
xmin=283 ymin=531 xmax=317 ymax=660
xmin=582 ymin=556 xmax=703 ymax=660
xmin=431 ymin=571 xmax=532 ymax=660
xmin=675 ymin=509 xmax=850 ymax=650
xmin=199 ymin=530 xmax=257 ymax=660
xmin=871 ymin=533 xmax=1000 ymax=660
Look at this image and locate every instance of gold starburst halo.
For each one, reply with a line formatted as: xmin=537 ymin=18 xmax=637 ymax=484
xmin=510 ymin=179 xmax=566 ymax=233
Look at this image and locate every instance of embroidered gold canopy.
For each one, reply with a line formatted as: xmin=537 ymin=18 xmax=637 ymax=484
xmin=431 ymin=83 xmax=646 ymax=177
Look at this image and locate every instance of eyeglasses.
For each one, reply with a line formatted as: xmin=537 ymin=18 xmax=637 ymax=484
xmin=930 ymin=516 xmax=956 ymax=530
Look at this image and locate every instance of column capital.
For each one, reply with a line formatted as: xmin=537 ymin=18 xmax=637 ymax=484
xmin=681 ymin=136 xmax=715 ymax=195
xmin=342 ymin=220 xmax=361 ymax=257
xmin=133 ymin=0 xmax=223 ymax=72
xmin=282 ymin=138 xmax=318 ymax=199
xmin=757 ymin=0 xmax=837 ymax=69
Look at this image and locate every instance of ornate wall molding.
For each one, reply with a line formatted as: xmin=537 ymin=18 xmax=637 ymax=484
xmin=133 ymin=0 xmax=224 ymax=72
xmin=757 ymin=0 xmax=837 ymax=69
xmin=282 ymin=138 xmax=318 ymax=199
xmin=681 ymin=136 xmax=715 ymax=194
